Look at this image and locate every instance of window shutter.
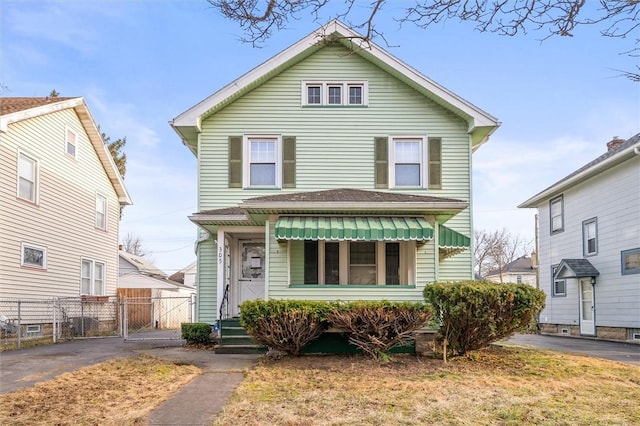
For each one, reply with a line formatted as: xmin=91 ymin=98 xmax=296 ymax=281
xmin=374 ymin=137 xmax=388 ymax=188
xmin=228 ymin=136 xmax=242 ymax=188
xmin=283 ymin=136 xmax=296 ymax=188
xmin=428 ymin=137 xmax=441 ymax=189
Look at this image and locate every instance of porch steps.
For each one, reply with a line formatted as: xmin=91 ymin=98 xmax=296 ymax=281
xmin=216 ymin=317 xmax=267 ymax=355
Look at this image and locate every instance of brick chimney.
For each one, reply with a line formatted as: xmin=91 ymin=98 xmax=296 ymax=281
xmin=607 ymin=136 xmax=625 ymax=152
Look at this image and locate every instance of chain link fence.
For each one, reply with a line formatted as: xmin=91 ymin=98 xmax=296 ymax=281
xmin=0 ymin=297 xmax=120 ymax=350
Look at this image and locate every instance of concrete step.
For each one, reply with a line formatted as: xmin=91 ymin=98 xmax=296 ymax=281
xmin=215 ymin=344 xmax=268 ymax=355
xmin=221 ymin=335 xmax=257 ymax=346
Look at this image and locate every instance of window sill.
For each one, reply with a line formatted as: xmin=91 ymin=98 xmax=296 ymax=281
xmin=301 ymin=105 xmax=368 ymax=108
xmin=289 ymin=284 xmax=416 ymax=289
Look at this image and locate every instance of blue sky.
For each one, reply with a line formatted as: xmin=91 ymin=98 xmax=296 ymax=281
xmin=3 ymin=0 xmax=638 ymax=274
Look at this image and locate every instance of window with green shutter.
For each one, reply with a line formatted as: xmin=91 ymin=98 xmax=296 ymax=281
xmin=428 ymin=137 xmax=442 ymax=189
xmin=374 ymin=137 xmax=388 ymax=188
xmin=228 ymin=136 xmax=242 ymax=188
xmin=283 ymin=136 xmax=296 ymax=188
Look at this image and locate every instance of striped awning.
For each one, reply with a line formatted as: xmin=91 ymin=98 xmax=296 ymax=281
xmin=274 ymin=217 xmax=433 ymax=241
xmin=439 ymin=225 xmax=471 ymax=248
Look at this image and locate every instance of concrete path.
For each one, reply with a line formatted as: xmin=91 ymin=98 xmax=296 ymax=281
xmin=507 ymin=333 xmax=640 ymax=366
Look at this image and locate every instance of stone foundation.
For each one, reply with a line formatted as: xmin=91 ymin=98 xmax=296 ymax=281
xmin=540 ymin=323 xmax=639 ymax=343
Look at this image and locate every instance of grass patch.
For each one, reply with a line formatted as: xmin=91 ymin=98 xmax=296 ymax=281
xmin=214 ymin=346 xmax=640 ymax=425
xmin=0 ymin=355 xmax=200 ymax=425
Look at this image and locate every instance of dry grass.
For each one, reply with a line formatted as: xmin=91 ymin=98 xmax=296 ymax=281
xmin=0 ymin=355 xmax=200 ymax=425
xmin=214 ymin=346 xmax=640 ymax=426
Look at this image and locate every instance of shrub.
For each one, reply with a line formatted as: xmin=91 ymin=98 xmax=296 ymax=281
xmin=181 ymin=322 xmax=212 ymax=344
xmin=327 ymin=301 xmax=432 ymax=360
xmin=424 ymin=281 xmax=546 ymax=357
xmin=239 ymin=300 xmax=333 ymax=355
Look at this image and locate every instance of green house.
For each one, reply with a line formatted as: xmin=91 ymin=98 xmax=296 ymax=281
xmin=171 ymin=21 xmax=500 ymax=324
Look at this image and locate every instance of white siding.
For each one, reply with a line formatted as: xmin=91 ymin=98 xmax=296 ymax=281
xmin=0 ymin=108 xmax=121 ymax=299
xmin=537 ymin=156 xmax=640 ymax=329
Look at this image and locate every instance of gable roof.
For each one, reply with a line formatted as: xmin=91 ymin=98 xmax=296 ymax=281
xmin=0 ymin=97 xmax=132 ymax=205
xmin=554 ymin=258 xmax=600 ymax=279
xmin=119 ymin=251 xmax=167 ymax=278
xmin=171 ymin=20 xmax=499 ymax=153
xmin=519 ymin=133 xmax=640 ymax=208
xmin=485 ymin=255 xmax=535 ymax=277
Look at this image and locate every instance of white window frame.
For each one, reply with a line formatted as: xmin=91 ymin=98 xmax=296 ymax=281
xmin=301 ymin=81 xmax=369 ymax=106
xmin=243 ymin=135 xmax=282 ymax=188
xmin=17 ymin=150 xmax=39 ymax=204
xmin=95 ymin=194 xmax=107 ymax=230
xmin=582 ymin=218 xmax=597 ymax=256
xmin=550 ymin=195 xmax=564 ymax=234
xmin=306 ymin=240 xmax=415 ymax=285
xmin=388 ymin=135 xmax=428 ymax=188
xmin=65 ymin=126 xmax=78 ymax=159
xmin=81 ymin=258 xmax=106 ymax=296
xmin=552 ymin=265 xmax=566 ymax=297
xmin=621 ymin=248 xmax=640 ymax=275
xmin=21 ymin=242 xmax=47 ymax=269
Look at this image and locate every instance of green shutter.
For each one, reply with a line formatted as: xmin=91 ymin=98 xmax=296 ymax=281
xmin=283 ymin=136 xmax=296 ymax=188
xmin=428 ymin=137 xmax=441 ymax=189
xmin=374 ymin=137 xmax=388 ymax=188
xmin=228 ymin=136 xmax=242 ymax=188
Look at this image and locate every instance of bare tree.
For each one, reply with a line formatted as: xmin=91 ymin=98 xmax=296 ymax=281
xmin=121 ymin=233 xmax=149 ymax=258
xmin=208 ymin=0 xmax=639 ymax=80
xmin=474 ymin=228 xmax=532 ymax=281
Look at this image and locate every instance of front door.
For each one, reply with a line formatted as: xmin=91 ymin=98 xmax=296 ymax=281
xmin=234 ymin=240 xmax=265 ymax=316
xmin=579 ymin=278 xmax=596 ymax=336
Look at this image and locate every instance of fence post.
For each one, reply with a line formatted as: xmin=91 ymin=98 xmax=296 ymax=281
xmin=53 ymin=298 xmax=57 ymax=343
xmin=190 ymin=294 xmax=196 ymax=322
xmin=17 ymin=301 xmax=21 ymax=349
xmin=123 ymin=297 xmax=128 ymax=341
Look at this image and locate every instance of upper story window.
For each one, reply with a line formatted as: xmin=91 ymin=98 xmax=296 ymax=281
xmin=389 ymin=136 xmax=426 ymax=188
xmin=17 ymin=151 xmax=38 ymax=203
xmin=21 ymin=242 xmax=47 ymax=269
xmin=66 ymin=127 xmax=77 ymax=158
xmin=301 ymin=81 xmax=368 ymax=106
xmin=244 ymin=135 xmax=281 ymax=188
xmin=96 ymin=194 xmax=107 ymax=229
xmin=582 ymin=218 xmax=597 ymax=256
xmin=550 ymin=195 xmax=564 ymax=234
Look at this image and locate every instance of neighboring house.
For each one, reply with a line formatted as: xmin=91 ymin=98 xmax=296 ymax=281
xmin=118 ymin=250 xmax=195 ymax=296
xmin=169 ymin=261 xmax=197 ymax=288
xmin=0 ymin=97 xmax=132 ymax=300
xmin=485 ymin=254 xmax=537 ymax=286
xmin=519 ymin=134 xmax=640 ymax=342
xmin=171 ymin=21 xmax=500 ymax=324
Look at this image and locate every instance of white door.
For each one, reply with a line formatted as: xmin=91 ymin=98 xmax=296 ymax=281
xmin=235 ymin=240 xmax=265 ymax=316
xmin=579 ymin=278 xmax=596 ymax=336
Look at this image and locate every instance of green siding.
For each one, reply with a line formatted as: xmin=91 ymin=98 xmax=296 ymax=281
xmin=196 ymin=238 xmax=217 ymax=322
xmin=289 ymin=240 xmax=305 ymax=283
xmin=195 ymin=43 xmax=475 ymax=307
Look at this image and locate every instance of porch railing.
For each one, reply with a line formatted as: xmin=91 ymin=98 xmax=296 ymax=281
xmin=218 ymin=283 xmax=230 ymax=333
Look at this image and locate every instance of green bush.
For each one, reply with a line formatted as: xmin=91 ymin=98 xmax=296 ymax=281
xmin=423 ymin=281 xmax=546 ymax=356
xmin=181 ymin=322 xmax=212 ymax=344
xmin=327 ymin=301 xmax=432 ymax=360
xmin=240 ymin=300 xmax=334 ymax=355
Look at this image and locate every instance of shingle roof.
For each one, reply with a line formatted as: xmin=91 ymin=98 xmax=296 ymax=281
xmin=242 ymin=188 xmax=464 ymax=204
xmin=119 ymin=251 xmax=167 ymax=278
xmin=0 ymin=97 xmax=76 ymax=115
xmin=555 ymin=258 xmax=600 ymax=278
xmin=520 ymin=133 xmax=640 ymax=207
xmin=486 ymin=255 xmax=535 ymax=276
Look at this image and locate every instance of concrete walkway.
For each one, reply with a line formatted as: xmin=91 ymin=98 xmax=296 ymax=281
xmin=0 ymin=337 xmax=261 ymax=425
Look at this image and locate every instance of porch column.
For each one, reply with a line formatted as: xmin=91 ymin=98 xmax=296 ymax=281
xmin=216 ymin=229 xmax=225 ymax=320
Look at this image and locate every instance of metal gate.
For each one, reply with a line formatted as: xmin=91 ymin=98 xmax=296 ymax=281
xmin=122 ymin=295 xmax=195 ymax=341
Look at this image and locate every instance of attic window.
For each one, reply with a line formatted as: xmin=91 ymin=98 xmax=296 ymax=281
xmin=301 ymin=81 xmax=368 ymax=106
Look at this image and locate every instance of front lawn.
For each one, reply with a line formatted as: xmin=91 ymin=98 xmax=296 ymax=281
xmin=214 ymin=345 xmax=640 ymax=425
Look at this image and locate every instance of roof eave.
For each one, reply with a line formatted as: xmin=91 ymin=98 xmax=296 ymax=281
xmin=241 ymin=200 xmax=469 ymax=212
xmin=519 ymin=142 xmax=640 ymax=208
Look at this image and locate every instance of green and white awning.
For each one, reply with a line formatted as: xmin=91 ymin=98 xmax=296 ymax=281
xmin=274 ymin=217 xmax=433 ymax=241
xmin=438 ymin=225 xmax=471 ymax=248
